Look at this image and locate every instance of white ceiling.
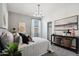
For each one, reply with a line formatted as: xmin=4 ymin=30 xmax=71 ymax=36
xmin=7 ymin=3 xmax=79 ymax=17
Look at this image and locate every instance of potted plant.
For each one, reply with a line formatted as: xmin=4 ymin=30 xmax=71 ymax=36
xmin=1 ymin=43 xmax=21 ymax=56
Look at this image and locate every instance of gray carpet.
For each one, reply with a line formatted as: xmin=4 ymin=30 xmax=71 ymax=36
xmin=43 ymin=44 xmax=79 ymax=56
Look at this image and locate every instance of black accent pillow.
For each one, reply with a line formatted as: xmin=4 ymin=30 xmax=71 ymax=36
xmin=27 ymin=36 xmax=34 ymax=42
xmin=19 ymin=33 xmax=29 ymax=44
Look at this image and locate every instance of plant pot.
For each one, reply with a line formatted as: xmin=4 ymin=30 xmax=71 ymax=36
xmin=13 ymin=52 xmax=22 ymax=56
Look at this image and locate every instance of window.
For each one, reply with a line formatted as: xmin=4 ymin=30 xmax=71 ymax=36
xmin=31 ymin=18 xmax=41 ymax=37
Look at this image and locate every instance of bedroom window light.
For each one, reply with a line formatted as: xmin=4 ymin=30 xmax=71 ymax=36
xmin=31 ymin=4 xmax=43 ymax=37
xmin=31 ymin=18 xmax=41 ymax=37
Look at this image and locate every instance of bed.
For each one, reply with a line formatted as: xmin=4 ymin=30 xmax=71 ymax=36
xmin=18 ymin=37 xmax=54 ymax=56
xmin=0 ymin=28 xmax=54 ymax=56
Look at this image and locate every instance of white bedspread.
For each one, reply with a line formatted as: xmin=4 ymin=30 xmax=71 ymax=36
xmin=18 ymin=37 xmax=53 ymax=56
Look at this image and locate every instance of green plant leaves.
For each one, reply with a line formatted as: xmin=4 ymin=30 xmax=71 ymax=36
xmin=2 ymin=42 xmax=21 ymax=56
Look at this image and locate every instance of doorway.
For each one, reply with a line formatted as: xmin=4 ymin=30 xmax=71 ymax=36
xmin=47 ymin=22 xmax=52 ymax=41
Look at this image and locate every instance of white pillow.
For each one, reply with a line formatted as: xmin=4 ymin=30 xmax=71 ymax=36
xmin=19 ymin=36 xmax=22 ymax=44
xmin=14 ymin=33 xmax=22 ymax=44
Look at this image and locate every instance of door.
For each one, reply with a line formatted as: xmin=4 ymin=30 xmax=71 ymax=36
xmin=47 ymin=22 xmax=52 ymax=41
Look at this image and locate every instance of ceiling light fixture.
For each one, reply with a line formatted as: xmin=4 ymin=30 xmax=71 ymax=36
xmin=33 ymin=4 xmax=43 ymax=18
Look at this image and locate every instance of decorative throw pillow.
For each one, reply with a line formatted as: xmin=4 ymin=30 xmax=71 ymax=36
xmin=19 ymin=36 xmax=22 ymax=44
xmin=14 ymin=33 xmax=20 ymax=45
xmin=27 ymin=36 xmax=34 ymax=42
xmin=19 ymin=33 xmax=29 ymax=44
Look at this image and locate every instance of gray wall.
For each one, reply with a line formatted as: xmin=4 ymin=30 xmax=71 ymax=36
xmin=8 ymin=11 xmax=32 ymax=35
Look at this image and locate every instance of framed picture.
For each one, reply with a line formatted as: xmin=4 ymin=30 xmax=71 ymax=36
xmin=19 ymin=22 xmax=26 ymax=33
